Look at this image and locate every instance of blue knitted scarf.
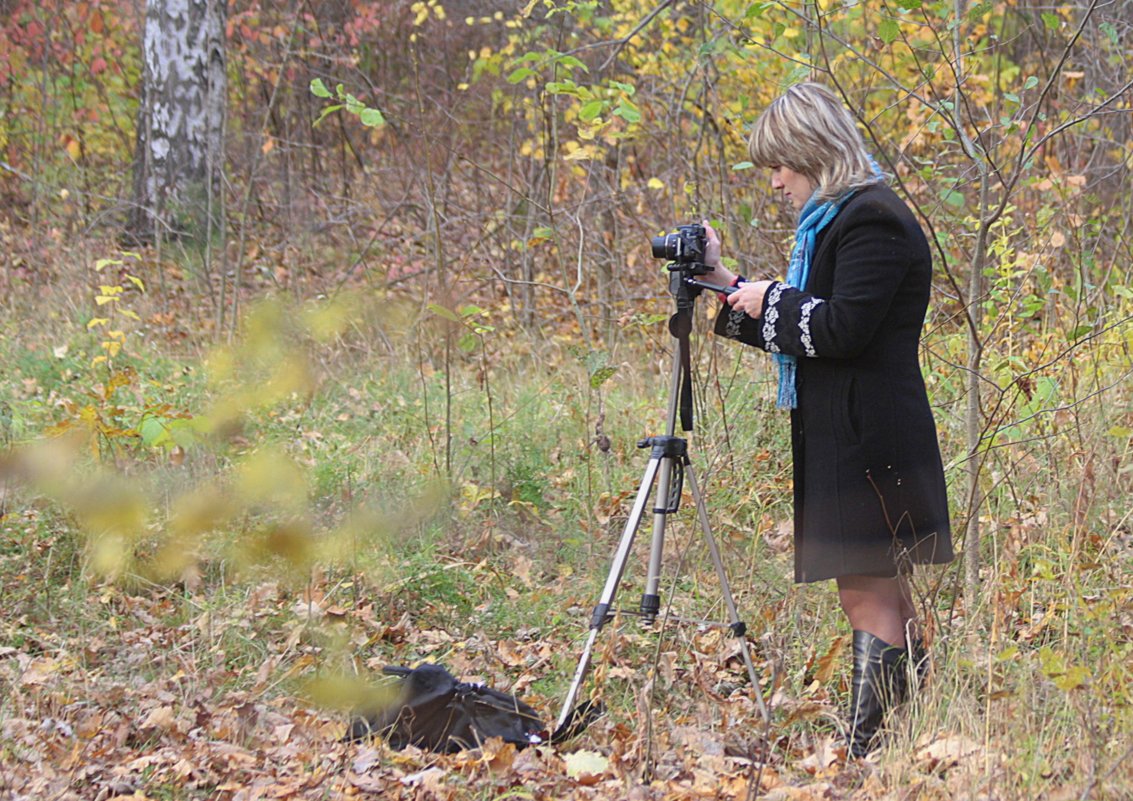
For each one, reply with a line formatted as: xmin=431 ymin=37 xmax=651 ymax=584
xmin=775 ymin=188 xmax=857 ymax=409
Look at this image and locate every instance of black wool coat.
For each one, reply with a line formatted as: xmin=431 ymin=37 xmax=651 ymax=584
xmin=715 ymin=183 xmax=953 ymax=582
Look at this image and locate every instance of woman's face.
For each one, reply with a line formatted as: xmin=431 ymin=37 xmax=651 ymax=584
xmin=770 ymin=166 xmax=814 ymax=211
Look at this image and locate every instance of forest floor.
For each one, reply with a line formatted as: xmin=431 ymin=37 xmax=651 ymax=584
xmin=0 ymin=237 xmax=1129 ymax=801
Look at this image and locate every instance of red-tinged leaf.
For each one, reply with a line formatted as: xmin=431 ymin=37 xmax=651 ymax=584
xmin=812 ymin=634 xmax=850 ymax=684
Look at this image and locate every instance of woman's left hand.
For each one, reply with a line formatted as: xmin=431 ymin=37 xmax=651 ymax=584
xmin=727 ymin=279 xmax=774 ymax=319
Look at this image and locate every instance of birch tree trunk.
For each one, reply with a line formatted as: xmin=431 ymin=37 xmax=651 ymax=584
xmin=127 ymin=0 xmax=226 ymax=244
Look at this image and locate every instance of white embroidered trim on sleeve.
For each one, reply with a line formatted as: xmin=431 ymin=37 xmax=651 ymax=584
xmin=725 ymin=309 xmax=746 ymax=338
xmin=762 ymin=283 xmax=785 ymax=353
xmin=799 ymin=297 xmax=825 ymax=357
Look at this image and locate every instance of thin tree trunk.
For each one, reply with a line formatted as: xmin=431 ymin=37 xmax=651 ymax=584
xmin=953 ymin=0 xmax=989 ymax=606
xmin=127 ymin=0 xmax=226 ymax=245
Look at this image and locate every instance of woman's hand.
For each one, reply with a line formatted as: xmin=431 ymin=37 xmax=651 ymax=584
xmin=727 ymin=279 xmax=774 ymax=319
xmin=702 ymin=221 xmax=737 ymax=286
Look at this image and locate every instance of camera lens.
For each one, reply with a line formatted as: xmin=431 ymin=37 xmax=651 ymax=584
xmin=651 ymin=233 xmax=679 ymax=260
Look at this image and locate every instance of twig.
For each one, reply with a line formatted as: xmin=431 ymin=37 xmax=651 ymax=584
xmin=599 ymin=0 xmax=675 ymax=73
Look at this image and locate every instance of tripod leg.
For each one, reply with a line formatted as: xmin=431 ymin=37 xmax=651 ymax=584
xmin=641 ymin=455 xmax=675 ymax=622
xmin=555 ymin=455 xmax=662 ymax=733
xmin=684 ymin=462 xmax=771 ymax=723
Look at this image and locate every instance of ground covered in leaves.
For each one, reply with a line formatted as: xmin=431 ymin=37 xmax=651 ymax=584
xmin=1 ymin=535 xmax=1082 ymax=801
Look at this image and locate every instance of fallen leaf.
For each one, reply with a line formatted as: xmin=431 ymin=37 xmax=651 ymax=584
xmin=563 ymin=749 xmax=610 ymax=783
xmin=400 ymin=766 xmax=446 ymax=789
xmin=512 ymin=554 xmax=535 ymax=587
xmin=915 ymin=734 xmax=982 ymax=772
xmin=140 ymin=705 xmax=177 ymax=732
xmin=764 ymin=782 xmax=833 ymax=800
xmin=19 ymin=657 xmax=59 ymax=687
xmin=272 ymin=722 xmax=294 ymax=743
xmin=351 ymin=747 xmax=381 ymax=774
xmin=798 ymin=736 xmax=840 ymax=774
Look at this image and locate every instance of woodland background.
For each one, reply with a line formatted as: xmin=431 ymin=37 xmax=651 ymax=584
xmin=0 ymin=1 xmax=1130 ymax=799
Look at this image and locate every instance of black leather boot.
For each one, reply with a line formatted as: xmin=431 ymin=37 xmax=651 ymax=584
xmin=847 ymin=630 xmax=909 ymax=758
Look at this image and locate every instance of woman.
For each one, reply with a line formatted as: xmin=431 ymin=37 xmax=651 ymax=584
xmin=705 ymin=82 xmax=953 ymax=757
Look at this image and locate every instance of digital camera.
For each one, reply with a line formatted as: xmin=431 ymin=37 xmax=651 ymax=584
xmin=650 ymin=223 xmax=710 ymax=275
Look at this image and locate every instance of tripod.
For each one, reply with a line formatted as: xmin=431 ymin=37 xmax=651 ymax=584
xmin=554 ymin=269 xmax=770 ymax=735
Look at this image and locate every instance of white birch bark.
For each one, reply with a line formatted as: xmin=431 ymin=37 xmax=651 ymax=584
xmin=128 ymin=0 xmax=226 ymax=241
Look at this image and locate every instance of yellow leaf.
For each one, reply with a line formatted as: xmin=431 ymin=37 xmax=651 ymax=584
xmin=460 ymin=481 xmax=498 ymax=511
xmin=19 ymin=657 xmax=61 ymax=687
xmin=647 ymin=177 xmax=664 ymax=190
xmin=87 ymin=318 xmax=110 ymax=329
xmin=1053 ymin=665 xmax=1090 ymax=691
xmin=95 ymin=296 xmax=116 ymax=305
xmin=564 ymin=145 xmax=598 ymax=161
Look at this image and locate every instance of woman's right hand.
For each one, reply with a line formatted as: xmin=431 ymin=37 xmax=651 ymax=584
xmin=726 ymin=279 xmax=773 ymax=319
xmin=702 ymin=221 xmax=737 ymax=286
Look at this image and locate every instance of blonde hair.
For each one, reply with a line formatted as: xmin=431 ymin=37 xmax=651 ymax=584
xmin=748 ymin=83 xmax=880 ymax=202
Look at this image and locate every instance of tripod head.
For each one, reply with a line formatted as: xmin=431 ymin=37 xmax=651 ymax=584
xmin=665 ymin=263 xmax=736 ymax=310
xmin=663 ymin=263 xmax=736 ymax=337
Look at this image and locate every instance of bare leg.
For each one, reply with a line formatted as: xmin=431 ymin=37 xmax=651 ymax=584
xmin=836 ymin=574 xmax=916 ymax=647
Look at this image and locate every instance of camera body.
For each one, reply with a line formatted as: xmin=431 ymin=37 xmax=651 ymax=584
xmin=651 ymin=223 xmax=710 ymax=275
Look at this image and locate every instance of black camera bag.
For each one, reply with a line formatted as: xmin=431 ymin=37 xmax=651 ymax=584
xmin=344 ymin=663 xmax=547 ymax=752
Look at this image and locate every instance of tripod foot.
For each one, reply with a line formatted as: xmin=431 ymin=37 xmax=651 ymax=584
xmin=549 ymin=699 xmax=606 ymax=744
xmin=640 ymin=593 xmax=660 ymax=623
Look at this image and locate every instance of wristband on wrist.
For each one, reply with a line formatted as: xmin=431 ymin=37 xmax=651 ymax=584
xmin=719 ymin=275 xmax=746 ymax=302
